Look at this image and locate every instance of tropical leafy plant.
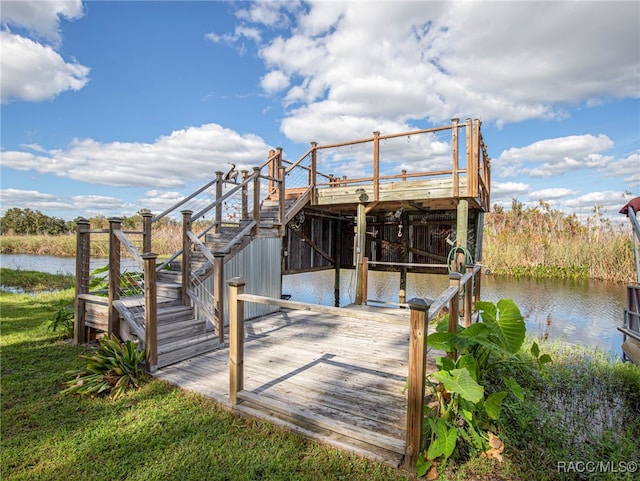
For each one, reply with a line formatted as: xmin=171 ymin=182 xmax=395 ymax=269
xmin=62 ymin=336 xmax=146 ymax=399
xmin=43 ymin=300 xmax=75 ymax=338
xmin=417 ymin=299 xmax=551 ymax=478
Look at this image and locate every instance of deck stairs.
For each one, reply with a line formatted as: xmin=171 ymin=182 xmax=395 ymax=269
xmin=123 ymin=193 xmax=309 ymax=369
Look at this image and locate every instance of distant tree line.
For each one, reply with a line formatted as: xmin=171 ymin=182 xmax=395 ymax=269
xmin=0 ymin=208 xmax=75 ymax=235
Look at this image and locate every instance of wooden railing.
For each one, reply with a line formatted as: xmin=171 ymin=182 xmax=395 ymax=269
xmin=227 ymin=263 xmax=482 ymax=473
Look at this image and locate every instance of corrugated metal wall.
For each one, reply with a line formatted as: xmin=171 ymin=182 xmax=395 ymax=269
xmin=193 ymin=236 xmax=282 ymax=326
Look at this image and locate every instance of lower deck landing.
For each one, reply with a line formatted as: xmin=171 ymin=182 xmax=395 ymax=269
xmin=153 ymin=305 xmax=440 ymax=466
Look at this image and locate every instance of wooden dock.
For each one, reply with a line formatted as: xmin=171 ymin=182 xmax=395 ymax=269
xmin=154 ymin=304 xmax=440 ymax=466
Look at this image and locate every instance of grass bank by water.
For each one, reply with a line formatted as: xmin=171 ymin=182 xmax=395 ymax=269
xmin=2 ymin=287 xmax=639 ymax=480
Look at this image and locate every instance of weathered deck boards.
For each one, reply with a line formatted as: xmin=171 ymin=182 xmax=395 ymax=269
xmin=153 ymin=305 xmax=441 ymax=466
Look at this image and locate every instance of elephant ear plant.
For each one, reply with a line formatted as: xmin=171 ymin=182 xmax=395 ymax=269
xmin=62 ymin=336 xmax=146 ymax=399
xmin=417 ymin=299 xmax=551 ymax=478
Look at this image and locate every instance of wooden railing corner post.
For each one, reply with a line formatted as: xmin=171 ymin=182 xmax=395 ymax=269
xmin=143 ymin=252 xmax=158 ymax=371
xmin=228 ymin=277 xmax=247 ymax=405
xmin=108 ymin=217 xmax=123 ymax=338
xmin=241 ymin=170 xmax=249 ymax=220
xmin=213 ymin=252 xmax=225 ymax=344
xmin=74 ymin=217 xmax=90 ymax=344
xmin=181 ymin=210 xmax=193 ymax=305
xmin=141 ymin=210 xmax=153 ymax=254
xmin=310 ymin=142 xmax=318 ymax=203
xmin=279 ymin=165 xmax=286 ymax=236
xmin=405 ymin=297 xmax=432 ymax=471
xmin=373 ymin=131 xmax=380 ymax=202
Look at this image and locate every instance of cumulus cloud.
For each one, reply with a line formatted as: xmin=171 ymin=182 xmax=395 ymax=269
xmin=0 ymin=0 xmax=89 ymax=103
xmin=260 ymin=70 xmax=290 ymax=94
xmin=0 ymin=31 xmax=90 ymax=103
xmin=0 ymin=0 xmax=84 ymax=45
xmin=496 ymin=134 xmax=615 ymax=177
xmin=211 ymin=1 xmax=639 ymax=142
xmin=0 ymin=123 xmax=272 ymax=188
xmin=528 ymin=188 xmax=578 ymax=200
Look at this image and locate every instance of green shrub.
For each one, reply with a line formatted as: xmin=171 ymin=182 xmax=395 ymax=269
xmin=62 ymin=336 xmax=146 ymax=399
xmin=43 ymin=300 xmax=75 ymax=339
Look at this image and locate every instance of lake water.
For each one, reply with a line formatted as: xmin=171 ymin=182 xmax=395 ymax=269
xmin=1 ymin=253 xmax=628 ymax=358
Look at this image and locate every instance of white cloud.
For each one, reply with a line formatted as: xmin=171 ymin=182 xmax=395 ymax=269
xmin=0 ymin=0 xmax=84 ymax=45
xmin=218 ymin=1 xmax=639 ymax=142
xmin=0 ymin=123 xmax=272 ymax=188
xmin=528 ymin=188 xmax=578 ymax=200
xmin=0 ymin=31 xmax=90 ymax=103
xmin=496 ymin=134 xmax=615 ymax=177
xmin=603 ymin=151 xmax=640 ymax=188
xmin=260 ymin=70 xmax=290 ymax=94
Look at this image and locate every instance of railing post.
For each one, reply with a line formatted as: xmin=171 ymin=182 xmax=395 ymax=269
xmin=267 ymin=149 xmax=275 ymax=194
xmin=213 ymin=252 xmax=225 ymax=344
xmin=143 ymin=252 xmax=158 ymax=371
xmin=465 ymin=118 xmax=472 ymax=197
xmin=465 ymin=264 xmax=474 ymax=327
xmin=74 ymin=217 xmax=90 ymax=344
xmin=310 ymin=142 xmax=318 ymax=205
xmin=215 ymin=171 xmax=223 ymax=229
xmin=373 ymin=131 xmax=380 ymax=201
xmin=228 ymin=277 xmax=246 ymax=405
xmin=361 ymin=257 xmax=368 ymax=305
xmin=472 ymin=119 xmax=481 ymax=198
xmin=401 ymin=169 xmax=407 ymax=182
xmin=141 ymin=210 xmax=153 ymax=255
xmin=451 ymin=118 xmax=459 ymax=197
xmin=405 ymin=297 xmax=431 ymax=471
xmin=448 ymin=272 xmax=462 ymax=360
xmin=181 ymin=210 xmax=193 ymax=305
xmin=279 ymin=165 xmax=286 ymax=236
xmin=253 ymin=166 xmax=261 ymax=230
xmin=108 ymin=217 xmax=122 ymax=339
xmin=241 ymin=170 xmax=249 ymax=220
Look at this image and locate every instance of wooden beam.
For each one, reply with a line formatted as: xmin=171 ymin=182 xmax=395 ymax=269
xmin=405 ymin=297 xmax=430 ymax=470
xmin=144 ymin=253 xmax=158 ymax=371
xmin=229 ymin=277 xmax=246 ymax=405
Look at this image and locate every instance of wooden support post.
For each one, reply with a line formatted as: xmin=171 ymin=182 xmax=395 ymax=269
xmin=241 ymin=170 xmax=249 ymax=220
xmin=405 ymin=297 xmax=431 ymax=471
xmin=464 ymin=265 xmax=474 ymax=327
xmin=451 ymin=118 xmax=459 ymax=197
xmin=215 ymin=171 xmax=223 ymax=229
xmin=373 ymin=131 xmax=380 ymax=202
xmin=354 ymin=203 xmax=367 ymax=305
xmin=448 ymin=272 xmax=462 ymax=360
xmin=228 ymin=277 xmax=246 ymax=405
xmin=310 ymin=142 xmax=317 ymax=205
xmin=465 ymin=118 xmax=472 ymax=197
xmin=334 ymin=216 xmax=342 ymax=307
xmin=213 ymin=252 xmax=225 ymax=344
xmin=253 ymin=166 xmax=261 ymax=230
xmin=108 ymin=217 xmax=122 ymax=339
xmin=141 ymin=210 xmax=153 ymax=254
xmin=181 ymin=210 xmax=192 ymax=305
xmin=401 ymin=169 xmax=407 ymax=182
xmin=143 ymin=252 xmax=158 ymax=371
xmin=279 ymin=166 xmax=286 ymax=236
xmin=400 ymin=211 xmax=409 ymax=306
xmin=456 ymin=199 xmax=469 ymax=270
xmin=74 ymin=218 xmax=90 ymax=344
xmin=361 ymin=257 xmax=368 ymax=305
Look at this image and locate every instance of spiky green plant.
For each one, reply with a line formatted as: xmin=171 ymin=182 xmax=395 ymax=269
xmin=43 ymin=300 xmax=75 ymax=338
xmin=62 ymin=336 xmax=146 ymax=399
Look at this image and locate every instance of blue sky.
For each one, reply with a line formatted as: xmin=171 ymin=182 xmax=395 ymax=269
xmin=1 ymin=0 xmax=639 ymax=222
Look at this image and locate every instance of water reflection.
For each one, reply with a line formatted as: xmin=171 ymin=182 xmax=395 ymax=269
xmin=282 ymin=269 xmax=626 ymax=358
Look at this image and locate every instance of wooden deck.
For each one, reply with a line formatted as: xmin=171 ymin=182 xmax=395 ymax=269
xmin=153 ymin=305 xmax=440 ymax=466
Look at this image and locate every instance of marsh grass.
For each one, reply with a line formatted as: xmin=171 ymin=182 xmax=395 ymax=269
xmin=0 ymin=267 xmax=74 ymax=291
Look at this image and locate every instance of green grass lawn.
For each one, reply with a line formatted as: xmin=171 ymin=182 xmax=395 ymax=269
xmin=2 ymin=282 xmax=639 ymax=480
xmin=0 ymin=289 xmax=411 ymax=481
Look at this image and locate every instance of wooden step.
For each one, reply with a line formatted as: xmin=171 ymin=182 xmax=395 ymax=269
xmin=158 ymin=318 xmax=206 ymax=343
xmin=156 ymin=331 xmax=222 ymax=369
xmin=157 ymin=305 xmax=195 ymax=323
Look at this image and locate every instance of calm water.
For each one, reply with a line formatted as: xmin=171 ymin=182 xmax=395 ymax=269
xmin=281 ymin=269 xmax=627 ymax=358
xmin=1 ymin=254 xmax=627 ymax=358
